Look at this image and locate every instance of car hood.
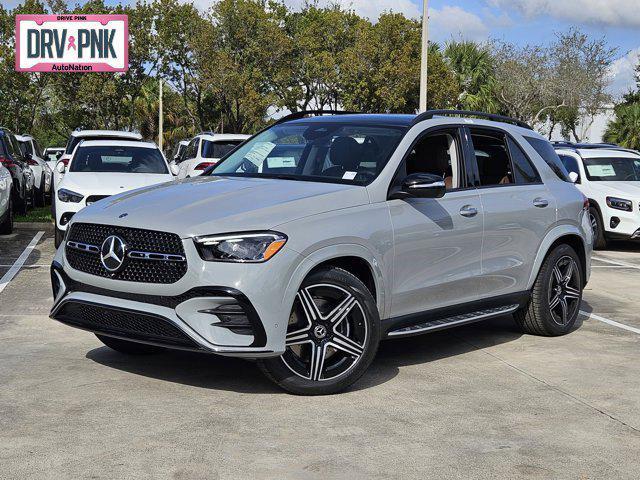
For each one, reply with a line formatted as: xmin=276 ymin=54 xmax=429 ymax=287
xmin=60 ymin=172 xmax=174 ymax=197
xmin=72 ymin=175 xmax=370 ymax=237
xmin=588 ymin=181 xmax=640 ymax=198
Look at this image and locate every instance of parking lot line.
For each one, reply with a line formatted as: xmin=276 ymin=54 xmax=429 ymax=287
xmin=592 ymin=256 xmax=640 ymax=270
xmin=0 ymin=231 xmax=45 ymax=295
xmin=580 ymin=310 xmax=640 ymax=335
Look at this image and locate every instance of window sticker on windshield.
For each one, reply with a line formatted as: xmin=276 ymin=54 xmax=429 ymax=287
xmin=586 ymin=165 xmax=616 ymax=177
xmin=266 ymin=157 xmax=296 ymax=168
xmin=342 ymin=171 xmax=357 ymax=180
xmin=244 ymin=141 xmax=276 ymax=165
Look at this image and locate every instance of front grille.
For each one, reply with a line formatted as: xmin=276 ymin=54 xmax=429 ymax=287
xmin=54 ymin=301 xmax=200 ymax=349
xmin=66 ymin=223 xmax=187 ymax=284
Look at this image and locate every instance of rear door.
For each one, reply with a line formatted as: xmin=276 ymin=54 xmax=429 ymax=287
xmin=465 ymin=127 xmax=556 ymax=298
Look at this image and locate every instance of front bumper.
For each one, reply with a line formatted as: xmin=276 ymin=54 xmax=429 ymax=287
xmin=50 ymin=237 xmax=302 ymax=357
xmin=602 ymin=206 xmax=640 ymax=238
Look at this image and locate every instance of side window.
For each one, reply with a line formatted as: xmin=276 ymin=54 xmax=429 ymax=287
xmin=524 ymin=136 xmax=571 ymax=182
xmin=6 ymin=134 xmax=21 ymax=159
xmin=185 ymin=139 xmax=199 ymax=161
xmin=469 ymin=129 xmax=513 ymax=186
xmin=402 ymin=130 xmax=462 ymax=191
xmin=507 ymin=137 xmax=541 ymax=184
xmin=33 ymin=140 xmax=42 ymax=157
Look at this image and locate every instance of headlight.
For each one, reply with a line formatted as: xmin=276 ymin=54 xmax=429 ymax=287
xmin=606 ymin=196 xmax=632 ymax=212
xmin=57 ymin=188 xmax=84 ymax=203
xmin=193 ymin=231 xmax=287 ymax=263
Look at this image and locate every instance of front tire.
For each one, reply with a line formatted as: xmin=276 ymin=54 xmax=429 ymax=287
xmin=54 ymin=227 xmax=64 ymax=248
xmin=589 ymin=207 xmax=607 ymax=250
xmin=258 ymin=267 xmax=380 ymax=395
xmin=0 ymin=196 xmax=13 ymax=234
xmin=515 ymin=244 xmax=583 ymax=336
xmin=95 ymin=334 xmax=165 ymax=355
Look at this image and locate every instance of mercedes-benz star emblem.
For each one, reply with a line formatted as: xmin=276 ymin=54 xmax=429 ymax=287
xmin=313 ymin=325 xmax=327 ymax=339
xmin=100 ymin=235 xmax=126 ymax=273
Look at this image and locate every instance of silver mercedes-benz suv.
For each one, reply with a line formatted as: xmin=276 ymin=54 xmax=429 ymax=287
xmin=50 ymin=110 xmax=592 ymax=395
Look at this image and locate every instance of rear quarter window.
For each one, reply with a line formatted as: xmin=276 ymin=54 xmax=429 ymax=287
xmin=524 ymin=136 xmax=571 ymax=182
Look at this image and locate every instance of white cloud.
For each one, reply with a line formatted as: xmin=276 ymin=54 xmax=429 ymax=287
xmin=609 ymin=48 xmax=640 ymax=97
xmin=430 ymin=6 xmax=489 ymax=42
xmin=282 ymin=2 xmax=490 ymax=41
xmin=489 ymin=0 xmax=640 ymax=28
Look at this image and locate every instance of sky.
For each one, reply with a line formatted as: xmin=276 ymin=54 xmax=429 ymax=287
xmin=7 ymin=0 xmax=640 ymax=97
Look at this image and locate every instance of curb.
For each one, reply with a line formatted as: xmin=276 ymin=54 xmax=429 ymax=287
xmin=15 ymin=222 xmax=55 ymax=231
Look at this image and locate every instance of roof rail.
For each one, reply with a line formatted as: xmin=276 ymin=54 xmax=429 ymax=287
xmin=552 ymin=141 xmax=640 ymax=155
xmin=412 ymin=110 xmax=533 ymax=130
xmin=274 ymin=110 xmax=362 ymax=125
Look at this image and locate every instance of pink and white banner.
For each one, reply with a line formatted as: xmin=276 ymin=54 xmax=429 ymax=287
xmin=15 ymin=14 xmax=128 ymax=72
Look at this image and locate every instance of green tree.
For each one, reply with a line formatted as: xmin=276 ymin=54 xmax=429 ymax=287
xmin=443 ymin=41 xmax=497 ymax=112
xmin=604 ymin=103 xmax=640 ymax=150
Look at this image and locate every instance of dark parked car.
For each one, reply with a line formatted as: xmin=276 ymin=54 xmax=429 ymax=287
xmin=0 ymin=127 xmax=34 ymax=215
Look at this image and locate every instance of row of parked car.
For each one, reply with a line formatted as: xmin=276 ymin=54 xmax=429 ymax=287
xmin=45 ymin=129 xmax=252 ymax=247
xmin=169 ymin=132 xmax=249 ymax=179
xmin=0 ymin=127 xmax=57 ymax=234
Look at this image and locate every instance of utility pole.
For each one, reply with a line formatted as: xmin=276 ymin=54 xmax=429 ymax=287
xmin=419 ymin=0 xmax=429 ymax=112
xmin=158 ymin=77 xmax=163 ymax=152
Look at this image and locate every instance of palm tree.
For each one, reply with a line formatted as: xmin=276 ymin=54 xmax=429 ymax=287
xmin=443 ymin=41 xmax=498 ymax=113
xmin=604 ymin=103 xmax=640 ymax=150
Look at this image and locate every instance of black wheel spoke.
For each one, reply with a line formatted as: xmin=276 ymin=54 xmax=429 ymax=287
xmin=548 ymin=255 xmax=581 ymax=327
xmin=282 ymin=283 xmax=368 ymax=382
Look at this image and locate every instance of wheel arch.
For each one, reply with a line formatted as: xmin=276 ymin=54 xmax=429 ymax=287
xmin=283 ymin=244 xmax=387 ymax=319
xmin=527 ymin=226 xmax=590 ymax=290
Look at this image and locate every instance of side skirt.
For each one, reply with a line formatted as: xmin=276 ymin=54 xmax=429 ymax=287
xmin=382 ymin=291 xmax=529 ymax=339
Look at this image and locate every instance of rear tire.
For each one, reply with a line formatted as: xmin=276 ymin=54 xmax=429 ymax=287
xmin=589 ymin=207 xmax=607 ymax=250
xmin=0 ymin=196 xmax=13 ymax=234
xmin=515 ymin=244 xmax=583 ymax=336
xmin=258 ymin=267 xmax=380 ymax=395
xmin=95 ymin=334 xmax=165 ymax=355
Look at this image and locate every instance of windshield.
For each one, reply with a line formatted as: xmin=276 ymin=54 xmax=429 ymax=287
xmin=202 ymin=139 xmax=243 ymax=159
xmin=210 ymin=122 xmax=407 ymax=185
xmin=70 ymin=146 xmax=168 ymax=174
xmin=583 ymin=157 xmax=640 ymax=181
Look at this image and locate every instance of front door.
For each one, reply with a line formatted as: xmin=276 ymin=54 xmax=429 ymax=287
xmin=389 ymin=127 xmax=484 ymax=318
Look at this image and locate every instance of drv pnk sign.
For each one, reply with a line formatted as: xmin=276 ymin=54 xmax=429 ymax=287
xmin=15 ymin=15 xmax=128 ymax=72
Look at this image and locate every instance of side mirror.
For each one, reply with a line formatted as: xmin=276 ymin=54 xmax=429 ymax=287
xmin=55 ymin=151 xmax=63 ymax=159
xmin=170 ymin=164 xmax=179 ymax=176
xmin=391 ymin=173 xmax=446 ymax=199
xmin=56 ymin=161 xmax=66 ymax=174
xmin=568 ymin=171 xmax=580 ymax=183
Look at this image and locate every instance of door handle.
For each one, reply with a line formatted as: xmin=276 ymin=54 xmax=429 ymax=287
xmin=533 ymin=197 xmax=549 ymax=208
xmin=459 ymin=205 xmax=478 ymax=218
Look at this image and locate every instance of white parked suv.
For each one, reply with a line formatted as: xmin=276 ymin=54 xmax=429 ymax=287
xmin=51 ymin=111 xmax=592 ymax=395
xmin=555 ymin=142 xmax=640 ymax=249
xmin=176 ymin=133 xmax=249 ymax=179
xmin=43 ymin=147 xmax=65 ymax=171
xmin=16 ymin=134 xmax=52 ymax=207
xmin=55 ymin=130 xmax=144 ymax=187
xmin=53 ymin=140 xmax=176 ymax=247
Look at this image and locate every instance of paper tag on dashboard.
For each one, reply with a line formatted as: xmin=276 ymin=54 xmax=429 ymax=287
xmin=342 ymin=171 xmax=357 ymax=180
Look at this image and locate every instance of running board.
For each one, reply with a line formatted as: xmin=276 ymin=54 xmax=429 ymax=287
xmin=386 ymin=304 xmax=519 ymax=338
